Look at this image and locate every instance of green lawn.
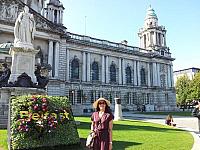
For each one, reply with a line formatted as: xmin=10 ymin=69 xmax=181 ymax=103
xmin=76 ymin=117 xmax=193 ymax=150
xmin=0 ymin=130 xmax=7 ymax=150
xmin=0 ymin=117 xmax=194 ymax=150
xmin=138 ymin=111 xmax=192 ymax=116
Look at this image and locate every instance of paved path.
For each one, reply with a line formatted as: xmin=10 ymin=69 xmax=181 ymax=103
xmin=123 ymin=113 xmax=200 ymax=150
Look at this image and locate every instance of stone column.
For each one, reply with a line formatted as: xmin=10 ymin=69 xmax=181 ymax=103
xmin=82 ymin=52 xmax=86 ymax=81
xmin=160 ymin=34 xmax=164 ymax=46
xmin=164 ymin=34 xmax=166 ymax=46
xmin=133 ymin=60 xmax=137 ymax=86
xmin=147 ymin=63 xmax=151 ymax=86
xmin=61 ymin=11 xmax=63 ymax=24
xmin=137 ymin=61 xmax=141 ymax=86
xmin=59 ymin=10 xmax=62 ymax=23
xmin=52 ymin=9 xmax=54 ymax=22
xmin=156 ymin=32 xmax=159 ymax=45
xmin=66 ymin=49 xmax=69 ymax=81
xmin=157 ymin=63 xmax=160 ymax=87
xmin=106 ymin=56 xmax=109 ymax=83
xmin=48 ymin=41 xmax=53 ymax=76
xmin=57 ymin=10 xmax=60 ymax=24
xmin=55 ymin=42 xmax=60 ymax=77
xmin=122 ymin=59 xmax=126 ymax=85
xmin=101 ymin=55 xmax=105 ymax=83
xmin=87 ymin=53 xmax=91 ymax=82
xmin=153 ymin=31 xmax=156 ymax=45
xmin=167 ymin=65 xmax=171 ymax=88
xmin=152 ymin=62 xmax=157 ymax=86
xmin=118 ymin=58 xmax=122 ymax=84
xmin=170 ymin=65 xmax=174 ymax=86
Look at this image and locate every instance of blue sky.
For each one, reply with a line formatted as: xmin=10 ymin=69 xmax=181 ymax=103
xmin=61 ymin=0 xmax=200 ymax=71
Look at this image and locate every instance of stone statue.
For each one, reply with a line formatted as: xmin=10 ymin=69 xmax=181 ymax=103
xmin=34 ymin=64 xmax=51 ymax=89
xmin=14 ymin=6 xmax=36 ymax=49
xmin=9 ymin=2 xmax=18 ymax=19
xmin=0 ymin=63 xmax=11 ymax=87
xmin=1 ymin=3 xmax=7 ymax=19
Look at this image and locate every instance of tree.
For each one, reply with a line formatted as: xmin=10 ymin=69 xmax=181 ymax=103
xmin=175 ymin=75 xmax=191 ymax=105
xmin=190 ymin=72 xmax=200 ymax=100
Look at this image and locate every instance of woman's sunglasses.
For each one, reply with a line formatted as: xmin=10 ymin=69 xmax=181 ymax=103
xmin=98 ymin=101 xmax=106 ymax=105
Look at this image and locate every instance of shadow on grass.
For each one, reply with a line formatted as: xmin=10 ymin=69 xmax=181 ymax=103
xmin=113 ymin=140 xmax=142 ymax=150
xmin=79 ymin=138 xmax=141 ymax=150
xmin=77 ymin=120 xmax=183 ymax=133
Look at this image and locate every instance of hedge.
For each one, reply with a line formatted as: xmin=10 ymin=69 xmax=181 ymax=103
xmin=9 ymin=95 xmax=80 ymax=150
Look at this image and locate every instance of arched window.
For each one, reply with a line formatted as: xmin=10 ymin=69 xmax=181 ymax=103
xmin=140 ymin=68 xmax=146 ymax=85
xmin=126 ymin=66 xmax=132 ymax=84
xmin=92 ymin=61 xmax=99 ymax=81
xmin=110 ymin=63 xmax=116 ymax=82
xmin=71 ymin=58 xmax=79 ymax=79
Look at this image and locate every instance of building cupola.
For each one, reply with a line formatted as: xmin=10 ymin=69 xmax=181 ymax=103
xmin=45 ymin=0 xmax=65 ymax=24
xmin=144 ymin=5 xmax=158 ymax=28
xmin=138 ymin=6 xmax=167 ymax=53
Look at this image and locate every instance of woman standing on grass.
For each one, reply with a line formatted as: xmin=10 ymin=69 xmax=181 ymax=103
xmin=90 ymin=98 xmax=114 ymax=150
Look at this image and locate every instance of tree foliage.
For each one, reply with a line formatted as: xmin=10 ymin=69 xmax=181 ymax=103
xmin=190 ymin=72 xmax=200 ymax=100
xmin=175 ymin=72 xmax=200 ymax=105
xmin=175 ymin=75 xmax=191 ymax=105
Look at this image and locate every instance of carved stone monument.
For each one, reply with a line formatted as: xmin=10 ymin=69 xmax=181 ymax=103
xmin=9 ymin=6 xmax=38 ymax=84
xmin=114 ymin=98 xmax=123 ymax=121
xmin=0 ymin=4 xmax=50 ymax=130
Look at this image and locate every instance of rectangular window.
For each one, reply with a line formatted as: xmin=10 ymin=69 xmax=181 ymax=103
xmin=90 ymin=90 xmax=94 ymax=104
xmin=165 ymin=93 xmax=168 ymax=104
xmin=142 ymin=93 xmax=146 ymax=104
xmin=132 ymin=92 xmax=137 ymax=104
xmin=125 ymin=92 xmax=131 ymax=105
xmin=77 ymin=90 xmax=83 ymax=104
xmin=146 ymin=93 xmax=150 ymax=104
xmin=109 ymin=92 xmax=112 ymax=103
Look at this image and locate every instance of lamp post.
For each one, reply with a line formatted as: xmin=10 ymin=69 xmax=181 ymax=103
xmin=71 ymin=90 xmax=75 ymax=105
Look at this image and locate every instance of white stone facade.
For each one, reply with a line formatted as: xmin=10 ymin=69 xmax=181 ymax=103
xmin=0 ymin=0 xmax=176 ymax=115
xmin=174 ymin=67 xmax=200 ymax=86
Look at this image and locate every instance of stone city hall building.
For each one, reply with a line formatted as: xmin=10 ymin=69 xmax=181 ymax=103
xmin=0 ymin=0 xmax=176 ymax=115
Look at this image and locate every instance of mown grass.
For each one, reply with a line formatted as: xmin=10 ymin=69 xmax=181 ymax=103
xmin=0 ymin=116 xmax=194 ymax=150
xmin=76 ymin=117 xmax=193 ymax=150
xmin=138 ymin=111 xmax=192 ymax=116
xmin=0 ymin=130 xmax=7 ymax=150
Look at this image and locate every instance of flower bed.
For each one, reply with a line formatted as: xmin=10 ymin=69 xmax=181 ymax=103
xmin=9 ymin=95 xmax=80 ymax=150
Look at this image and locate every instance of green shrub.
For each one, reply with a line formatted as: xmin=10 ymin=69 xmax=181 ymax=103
xmin=9 ymin=95 xmax=80 ymax=150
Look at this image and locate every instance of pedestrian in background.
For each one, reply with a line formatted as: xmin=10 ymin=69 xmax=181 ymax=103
xmin=192 ymin=101 xmax=200 ymax=132
xmin=165 ymin=114 xmax=176 ymax=126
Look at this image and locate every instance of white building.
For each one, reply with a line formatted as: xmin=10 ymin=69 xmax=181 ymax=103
xmin=0 ymin=0 xmax=176 ymax=115
xmin=174 ymin=67 xmax=200 ymax=85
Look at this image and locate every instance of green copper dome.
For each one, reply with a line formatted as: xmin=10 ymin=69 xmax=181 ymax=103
xmin=145 ymin=6 xmax=158 ymax=19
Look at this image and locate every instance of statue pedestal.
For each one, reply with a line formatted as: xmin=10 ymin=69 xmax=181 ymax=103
xmin=114 ymin=98 xmax=123 ymax=121
xmin=9 ymin=47 xmax=39 ymax=83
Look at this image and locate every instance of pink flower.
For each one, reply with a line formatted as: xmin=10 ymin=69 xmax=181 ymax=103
xmin=34 ymin=105 xmax=38 ymax=110
xmin=42 ymin=98 xmax=47 ymax=103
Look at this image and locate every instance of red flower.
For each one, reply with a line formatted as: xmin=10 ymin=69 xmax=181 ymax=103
xmin=34 ymin=105 xmax=38 ymax=110
xmin=42 ymin=98 xmax=47 ymax=103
